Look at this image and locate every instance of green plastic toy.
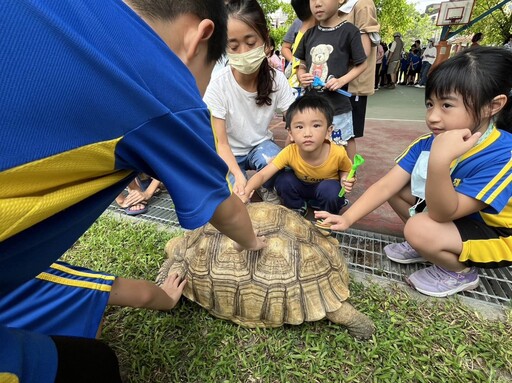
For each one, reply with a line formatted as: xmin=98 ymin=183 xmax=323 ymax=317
xmin=339 ymin=154 xmax=365 ymax=198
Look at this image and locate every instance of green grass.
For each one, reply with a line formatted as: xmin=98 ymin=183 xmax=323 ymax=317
xmin=62 ymin=214 xmax=512 ymax=383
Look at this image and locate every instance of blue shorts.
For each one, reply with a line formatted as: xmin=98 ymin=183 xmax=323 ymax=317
xmin=0 ymin=261 xmax=115 ymax=338
xmin=331 ymin=111 xmax=354 ymax=145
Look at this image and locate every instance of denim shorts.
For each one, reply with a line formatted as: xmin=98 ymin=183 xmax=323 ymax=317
xmin=331 ymin=111 xmax=354 ymax=145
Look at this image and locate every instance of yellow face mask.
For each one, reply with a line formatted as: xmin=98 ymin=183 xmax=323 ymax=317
xmin=227 ymin=45 xmax=266 ymax=75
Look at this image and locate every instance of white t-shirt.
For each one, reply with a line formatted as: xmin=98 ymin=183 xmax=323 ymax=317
xmin=204 ymin=67 xmax=295 ymax=156
xmin=422 ymin=45 xmax=437 ymax=65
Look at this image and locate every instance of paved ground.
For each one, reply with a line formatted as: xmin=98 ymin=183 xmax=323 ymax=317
xmin=269 ymin=84 xmax=429 ymax=236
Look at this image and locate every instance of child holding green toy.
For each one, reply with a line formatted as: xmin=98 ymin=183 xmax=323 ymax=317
xmin=242 ymin=94 xmax=355 ymax=216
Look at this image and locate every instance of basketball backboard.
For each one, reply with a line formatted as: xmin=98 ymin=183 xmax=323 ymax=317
xmin=436 ymin=0 xmax=475 ymax=26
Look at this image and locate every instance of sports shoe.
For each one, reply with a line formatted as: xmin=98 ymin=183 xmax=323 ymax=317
xmin=384 ymin=241 xmax=426 ymax=264
xmin=406 ymin=265 xmax=480 ymax=297
xmin=256 ymin=186 xmax=280 ymax=205
xmin=292 ymin=202 xmax=308 ymax=217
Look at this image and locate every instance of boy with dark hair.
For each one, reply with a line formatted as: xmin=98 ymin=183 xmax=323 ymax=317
xmin=0 ymin=1 xmax=266 ymax=382
xmin=242 ymin=95 xmax=354 ymax=216
xmin=295 ymin=0 xmax=368 ymax=160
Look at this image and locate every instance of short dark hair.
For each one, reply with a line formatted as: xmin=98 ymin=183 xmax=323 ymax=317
xmin=426 ymin=46 xmax=512 ymax=133
xmin=471 ymin=32 xmax=483 ymax=43
xmin=126 ymin=0 xmax=227 ymax=63
xmin=285 ymin=95 xmax=334 ymax=129
xmin=291 ymin=0 xmax=312 ymax=22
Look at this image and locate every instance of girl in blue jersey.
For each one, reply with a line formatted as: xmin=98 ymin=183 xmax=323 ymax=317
xmin=315 ymin=47 xmax=512 ymax=297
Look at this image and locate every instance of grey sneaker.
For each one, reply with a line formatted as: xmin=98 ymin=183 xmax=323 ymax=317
xmin=384 ymin=241 xmax=426 ymax=264
xmin=292 ymin=202 xmax=308 ymax=217
xmin=257 ymin=186 xmax=280 ymax=205
xmin=406 ymin=265 xmax=480 ymax=297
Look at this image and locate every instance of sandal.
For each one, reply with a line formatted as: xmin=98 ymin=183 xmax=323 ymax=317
xmin=124 ymin=202 xmax=148 ymax=216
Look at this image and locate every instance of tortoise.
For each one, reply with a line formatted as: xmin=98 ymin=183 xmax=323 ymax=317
xmin=156 ymin=202 xmax=375 ymax=339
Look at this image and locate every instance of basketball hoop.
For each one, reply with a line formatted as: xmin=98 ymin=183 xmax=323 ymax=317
xmin=448 ymin=17 xmax=462 ymax=25
xmin=436 ymin=0 xmax=474 ymax=26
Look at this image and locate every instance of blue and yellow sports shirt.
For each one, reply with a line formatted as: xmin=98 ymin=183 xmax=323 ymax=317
xmin=1 ymin=1 xmax=230 ymax=382
xmin=395 ymin=128 xmax=512 ymax=228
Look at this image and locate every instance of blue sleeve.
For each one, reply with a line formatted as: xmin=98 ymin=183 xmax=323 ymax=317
xmin=395 ymin=134 xmax=433 ymax=174
xmin=114 ymin=108 xmax=231 ymax=229
xmin=1 ymin=326 xmax=57 ymax=383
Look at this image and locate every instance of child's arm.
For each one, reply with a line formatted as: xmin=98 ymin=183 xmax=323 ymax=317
xmin=315 ymin=165 xmax=410 ymax=231
xmin=324 ymin=60 xmax=368 ymax=92
xmin=211 ymin=116 xmax=247 ymax=198
xmin=108 ymin=273 xmax=186 ymax=311
xmin=210 ymin=194 xmax=267 ymax=251
xmin=426 ymin=129 xmax=487 ymax=221
xmin=242 ymin=163 xmax=280 ymax=203
xmin=297 ymin=60 xmax=314 ymax=87
xmin=339 ymin=170 xmax=355 ymax=194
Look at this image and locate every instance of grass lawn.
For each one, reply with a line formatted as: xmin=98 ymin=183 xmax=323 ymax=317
xmin=62 ymin=214 xmax=512 ymax=383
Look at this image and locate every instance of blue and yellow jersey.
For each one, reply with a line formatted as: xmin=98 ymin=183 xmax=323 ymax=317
xmin=1 ymin=2 xmax=230 ymax=382
xmin=0 ymin=262 xmax=115 ymax=339
xmin=395 ymin=128 xmax=512 ymax=228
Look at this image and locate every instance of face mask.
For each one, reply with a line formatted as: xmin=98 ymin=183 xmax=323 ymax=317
xmin=227 ymin=45 xmax=266 ymax=75
xmin=411 ymin=151 xmax=430 ymax=200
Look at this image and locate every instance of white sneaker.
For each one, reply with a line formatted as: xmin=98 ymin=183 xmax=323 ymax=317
xmin=257 ymin=187 xmax=280 ymax=205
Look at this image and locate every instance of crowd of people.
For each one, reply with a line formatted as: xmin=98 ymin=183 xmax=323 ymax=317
xmin=1 ymin=0 xmax=511 ymax=382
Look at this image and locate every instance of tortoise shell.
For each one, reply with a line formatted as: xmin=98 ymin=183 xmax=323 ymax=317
xmin=157 ymin=202 xmax=374 ymax=337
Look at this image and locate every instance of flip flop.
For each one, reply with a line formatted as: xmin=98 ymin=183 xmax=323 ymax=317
xmin=124 ymin=202 xmax=148 ymax=216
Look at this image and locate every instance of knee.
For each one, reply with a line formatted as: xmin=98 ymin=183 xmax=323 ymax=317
xmin=404 ymin=214 xmax=434 ymax=251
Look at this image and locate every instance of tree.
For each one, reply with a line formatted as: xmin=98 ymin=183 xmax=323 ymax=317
xmin=461 ymin=0 xmax=512 ymax=46
xmin=374 ymin=0 xmax=416 ymax=42
xmin=265 ymin=1 xmax=296 ymax=47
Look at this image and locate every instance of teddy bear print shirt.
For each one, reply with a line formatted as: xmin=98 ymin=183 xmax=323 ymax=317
xmin=295 ymin=21 xmax=366 ymax=115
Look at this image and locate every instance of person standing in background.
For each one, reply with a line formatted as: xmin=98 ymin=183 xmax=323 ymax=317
xmin=385 ymin=32 xmax=404 ymax=89
xmin=375 ymin=40 xmax=384 ymax=90
xmin=338 ymin=0 xmax=380 ymax=160
xmin=281 ymin=18 xmax=303 ymax=69
xmin=416 ymin=38 xmax=437 ymax=88
xmin=471 ymin=32 xmax=483 ymax=47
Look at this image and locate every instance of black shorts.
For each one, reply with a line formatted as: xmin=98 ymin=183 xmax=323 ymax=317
xmin=349 ymin=95 xmax=368 ymax=138
xmin=454 ymin=217 xmax=512 ymax=268
xmin=51 ymin=336 xmax=123 ymax=383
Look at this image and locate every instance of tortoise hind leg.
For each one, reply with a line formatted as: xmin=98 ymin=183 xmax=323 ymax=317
xmin=326 ymin=302 xmax=375 ymax=340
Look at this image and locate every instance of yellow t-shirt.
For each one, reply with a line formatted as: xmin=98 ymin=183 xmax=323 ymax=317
xmin=272 ymin=142 xmax=352 ymax=183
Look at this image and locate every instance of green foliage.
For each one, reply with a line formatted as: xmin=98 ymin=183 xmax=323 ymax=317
xmin=270 ymin=26 xmax=288 ymax=48
xmin=406 ymin=13 xmax=439 ymax=46
xmin=62 ymin=215 xmax=512 ymax=383
xmin=375 ymin=0 xmax=417 ymax=42
xmin=267 ymin=2 xmax=296 ymax=47
xmin=460 ymin=0 xmax=512 ymax=46
xmin=258 ymin=0 xmax=283 ymax=17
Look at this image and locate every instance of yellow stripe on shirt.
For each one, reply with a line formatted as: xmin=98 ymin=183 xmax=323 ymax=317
xmin=49 ymin=263 xmax=115 ymax=281
xmin=0 ymin=138 xmax=132 ymax=242
xmin=36 ymin=272 xmax=113 ymax=292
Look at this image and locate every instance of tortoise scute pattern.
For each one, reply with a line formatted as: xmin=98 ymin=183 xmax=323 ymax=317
xmin=158 ymin=202 xmax=375 ymax=338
